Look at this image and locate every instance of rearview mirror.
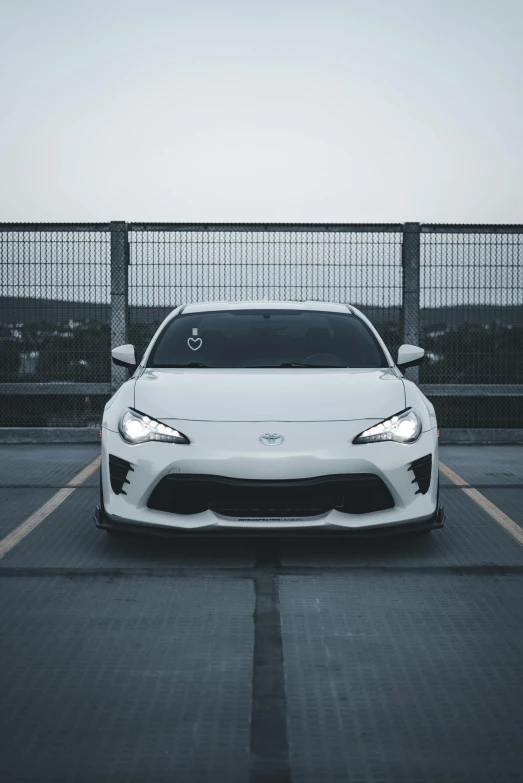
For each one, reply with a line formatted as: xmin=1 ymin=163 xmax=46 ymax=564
xmin=112 ymin=344 xmax=137 ymax=371
xmin=397 ymin=344 xmax=424 ymax=374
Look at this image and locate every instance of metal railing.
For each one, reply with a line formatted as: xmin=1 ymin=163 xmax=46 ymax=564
xmin=1 ymin=222 xmax=522 ymax=429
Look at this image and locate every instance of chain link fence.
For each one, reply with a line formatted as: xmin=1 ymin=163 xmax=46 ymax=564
xmin=128 ymin=225 xmax=403 ymax=363
xmin=420 ymin=226 xmax=523 ymax=427
xmin=0 ymin=225 xmax=111 ymax=426
xmin=1 ymin=222 xmax=521 ymax=432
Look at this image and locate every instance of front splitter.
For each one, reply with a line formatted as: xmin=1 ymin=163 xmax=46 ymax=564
xmin=94 ymin=504 xmax=445 ymax=538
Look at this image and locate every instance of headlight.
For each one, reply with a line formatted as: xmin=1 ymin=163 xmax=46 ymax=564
xmin=118 ymin=409 xmax=190 ymax=444
xmin=353 ymin=408 xmax=421 ymax=444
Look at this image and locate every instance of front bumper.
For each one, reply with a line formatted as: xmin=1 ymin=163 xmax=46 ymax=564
xmin=99 ymin=420 xmax=441 ymax=534
xmin=94 ymin=502 xmax=445 ymax=537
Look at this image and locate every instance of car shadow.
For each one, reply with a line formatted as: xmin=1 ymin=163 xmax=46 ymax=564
xmin=100 ymin=527 xmax=438 ymax=568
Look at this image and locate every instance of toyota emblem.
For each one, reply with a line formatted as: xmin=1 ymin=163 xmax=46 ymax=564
xmin=259 ymin=433 xmax=285 ymax=446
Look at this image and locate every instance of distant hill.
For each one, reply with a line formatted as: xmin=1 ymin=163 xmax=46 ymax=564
xmin=1 ymin=296 xmax=522 ymax=327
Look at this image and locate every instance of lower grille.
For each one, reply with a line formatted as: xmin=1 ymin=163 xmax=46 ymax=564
xmin=409 ymin=455 xmax=432 ymax=495
xmin=108 ymin=454 xmax=134 ymax=495
xmin=147 ymin=474 xmax=394 ymax=517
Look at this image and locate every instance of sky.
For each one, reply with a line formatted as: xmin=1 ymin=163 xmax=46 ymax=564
xmin=0 ymin=0 xmax=522 ymax=223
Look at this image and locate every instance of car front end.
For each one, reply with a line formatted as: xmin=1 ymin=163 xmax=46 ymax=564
xmin=98 ymin=415 xmax=441 ymax=536
xmin=96 ymin=302 xmax=443 ymax=537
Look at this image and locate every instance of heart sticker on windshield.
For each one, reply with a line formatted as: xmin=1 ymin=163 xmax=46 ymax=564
xmin=187 ymin=337 xmax=203 ymax=351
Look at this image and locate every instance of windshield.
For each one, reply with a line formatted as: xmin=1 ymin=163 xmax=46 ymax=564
xmin=148 ymin=309 xmax=388 ymax=369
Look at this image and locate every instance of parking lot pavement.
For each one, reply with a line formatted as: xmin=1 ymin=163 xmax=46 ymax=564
xmin=0 ymin=445 xmax=100 ymax=539
xmin=282 ymin=570 xmax=523 ymax=783
xmin=439 ymin=444 xmax=523 ymax=486
xmin=439 ymin=444 xmax=523 ymax=534
xmin=0 ymin=444 xmax=100 ymax=487
xmin=1 ymin=444 xmax=523 ymax=783
xmin=0 ymin=487 xmax=57 ymax=538
xmin=477 ymin=488 xmax=523 ymax=529
xmin=0 ymin=575 xmax=254 ymax=783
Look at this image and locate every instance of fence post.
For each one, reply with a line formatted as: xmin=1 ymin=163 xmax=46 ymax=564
xmin=402 ymin=222 xmax=421 ymax=383
xmin=110 ymin=221 xmax=129 ymax=393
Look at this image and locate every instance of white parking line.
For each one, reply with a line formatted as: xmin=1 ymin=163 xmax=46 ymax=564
xmin=439 ymin=460 xmax=523 ymax=546
xmin=0 ymin=456 xmax=101 ymax=559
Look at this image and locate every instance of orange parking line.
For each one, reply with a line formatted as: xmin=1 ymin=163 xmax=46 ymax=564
xmin=0 ymin=456 xmax=101 ymax=559
xmin=439 ymin=460 xmax=523 ymax=547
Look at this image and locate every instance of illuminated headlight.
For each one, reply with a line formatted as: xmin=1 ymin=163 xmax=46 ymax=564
xmin=118 ymin=409 xmax=190 ymax=444
xmin=353 ymin=408 xmax=421 ymax=444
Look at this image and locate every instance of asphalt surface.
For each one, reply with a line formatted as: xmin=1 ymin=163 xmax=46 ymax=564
xmin=1 ymin=444 xmax=523 ymax=783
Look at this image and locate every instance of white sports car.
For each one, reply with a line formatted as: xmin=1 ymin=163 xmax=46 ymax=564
xmin=95 ymin=301 xmax=444 ymax=536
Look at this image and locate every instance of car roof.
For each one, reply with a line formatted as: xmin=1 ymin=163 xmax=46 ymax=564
xmin=182 ymin=301 xmax=352 ymax=314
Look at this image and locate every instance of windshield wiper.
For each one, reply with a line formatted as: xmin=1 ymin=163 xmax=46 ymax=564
xmin=156 ymin=362 xmax=209 ymax=368
xmin=155 ymin=362 xmax=347 ymax=369
xmin=249 ymin=362 xmax=348 ymax=368
xmin=279 ymin=362 xmax=347 ymax=368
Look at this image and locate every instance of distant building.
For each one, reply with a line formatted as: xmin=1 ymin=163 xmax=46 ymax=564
xmin=19 ymin=351 xmax=39 ymax=376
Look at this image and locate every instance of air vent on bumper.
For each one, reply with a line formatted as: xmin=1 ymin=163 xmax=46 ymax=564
xmin=108 ymin=454 xmax=134 ymax=495
xmin=147 ymin=473 xmax=395 ymax=517
xmin=409 ymin=455 xmax=432 ymax=495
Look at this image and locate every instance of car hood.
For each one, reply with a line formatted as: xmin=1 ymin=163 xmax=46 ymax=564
xmin=134 ymin=368 xmax=405 ymax=422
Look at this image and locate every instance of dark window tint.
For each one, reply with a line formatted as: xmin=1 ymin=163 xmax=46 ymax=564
xmin=149 ymin=310 xmax=387 ymax=368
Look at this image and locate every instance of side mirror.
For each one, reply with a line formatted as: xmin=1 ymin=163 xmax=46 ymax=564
xmin=112 ymin=344 xmax=137 ymax=371
xmin=397 ymin=344 xmax=424 ymax=374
